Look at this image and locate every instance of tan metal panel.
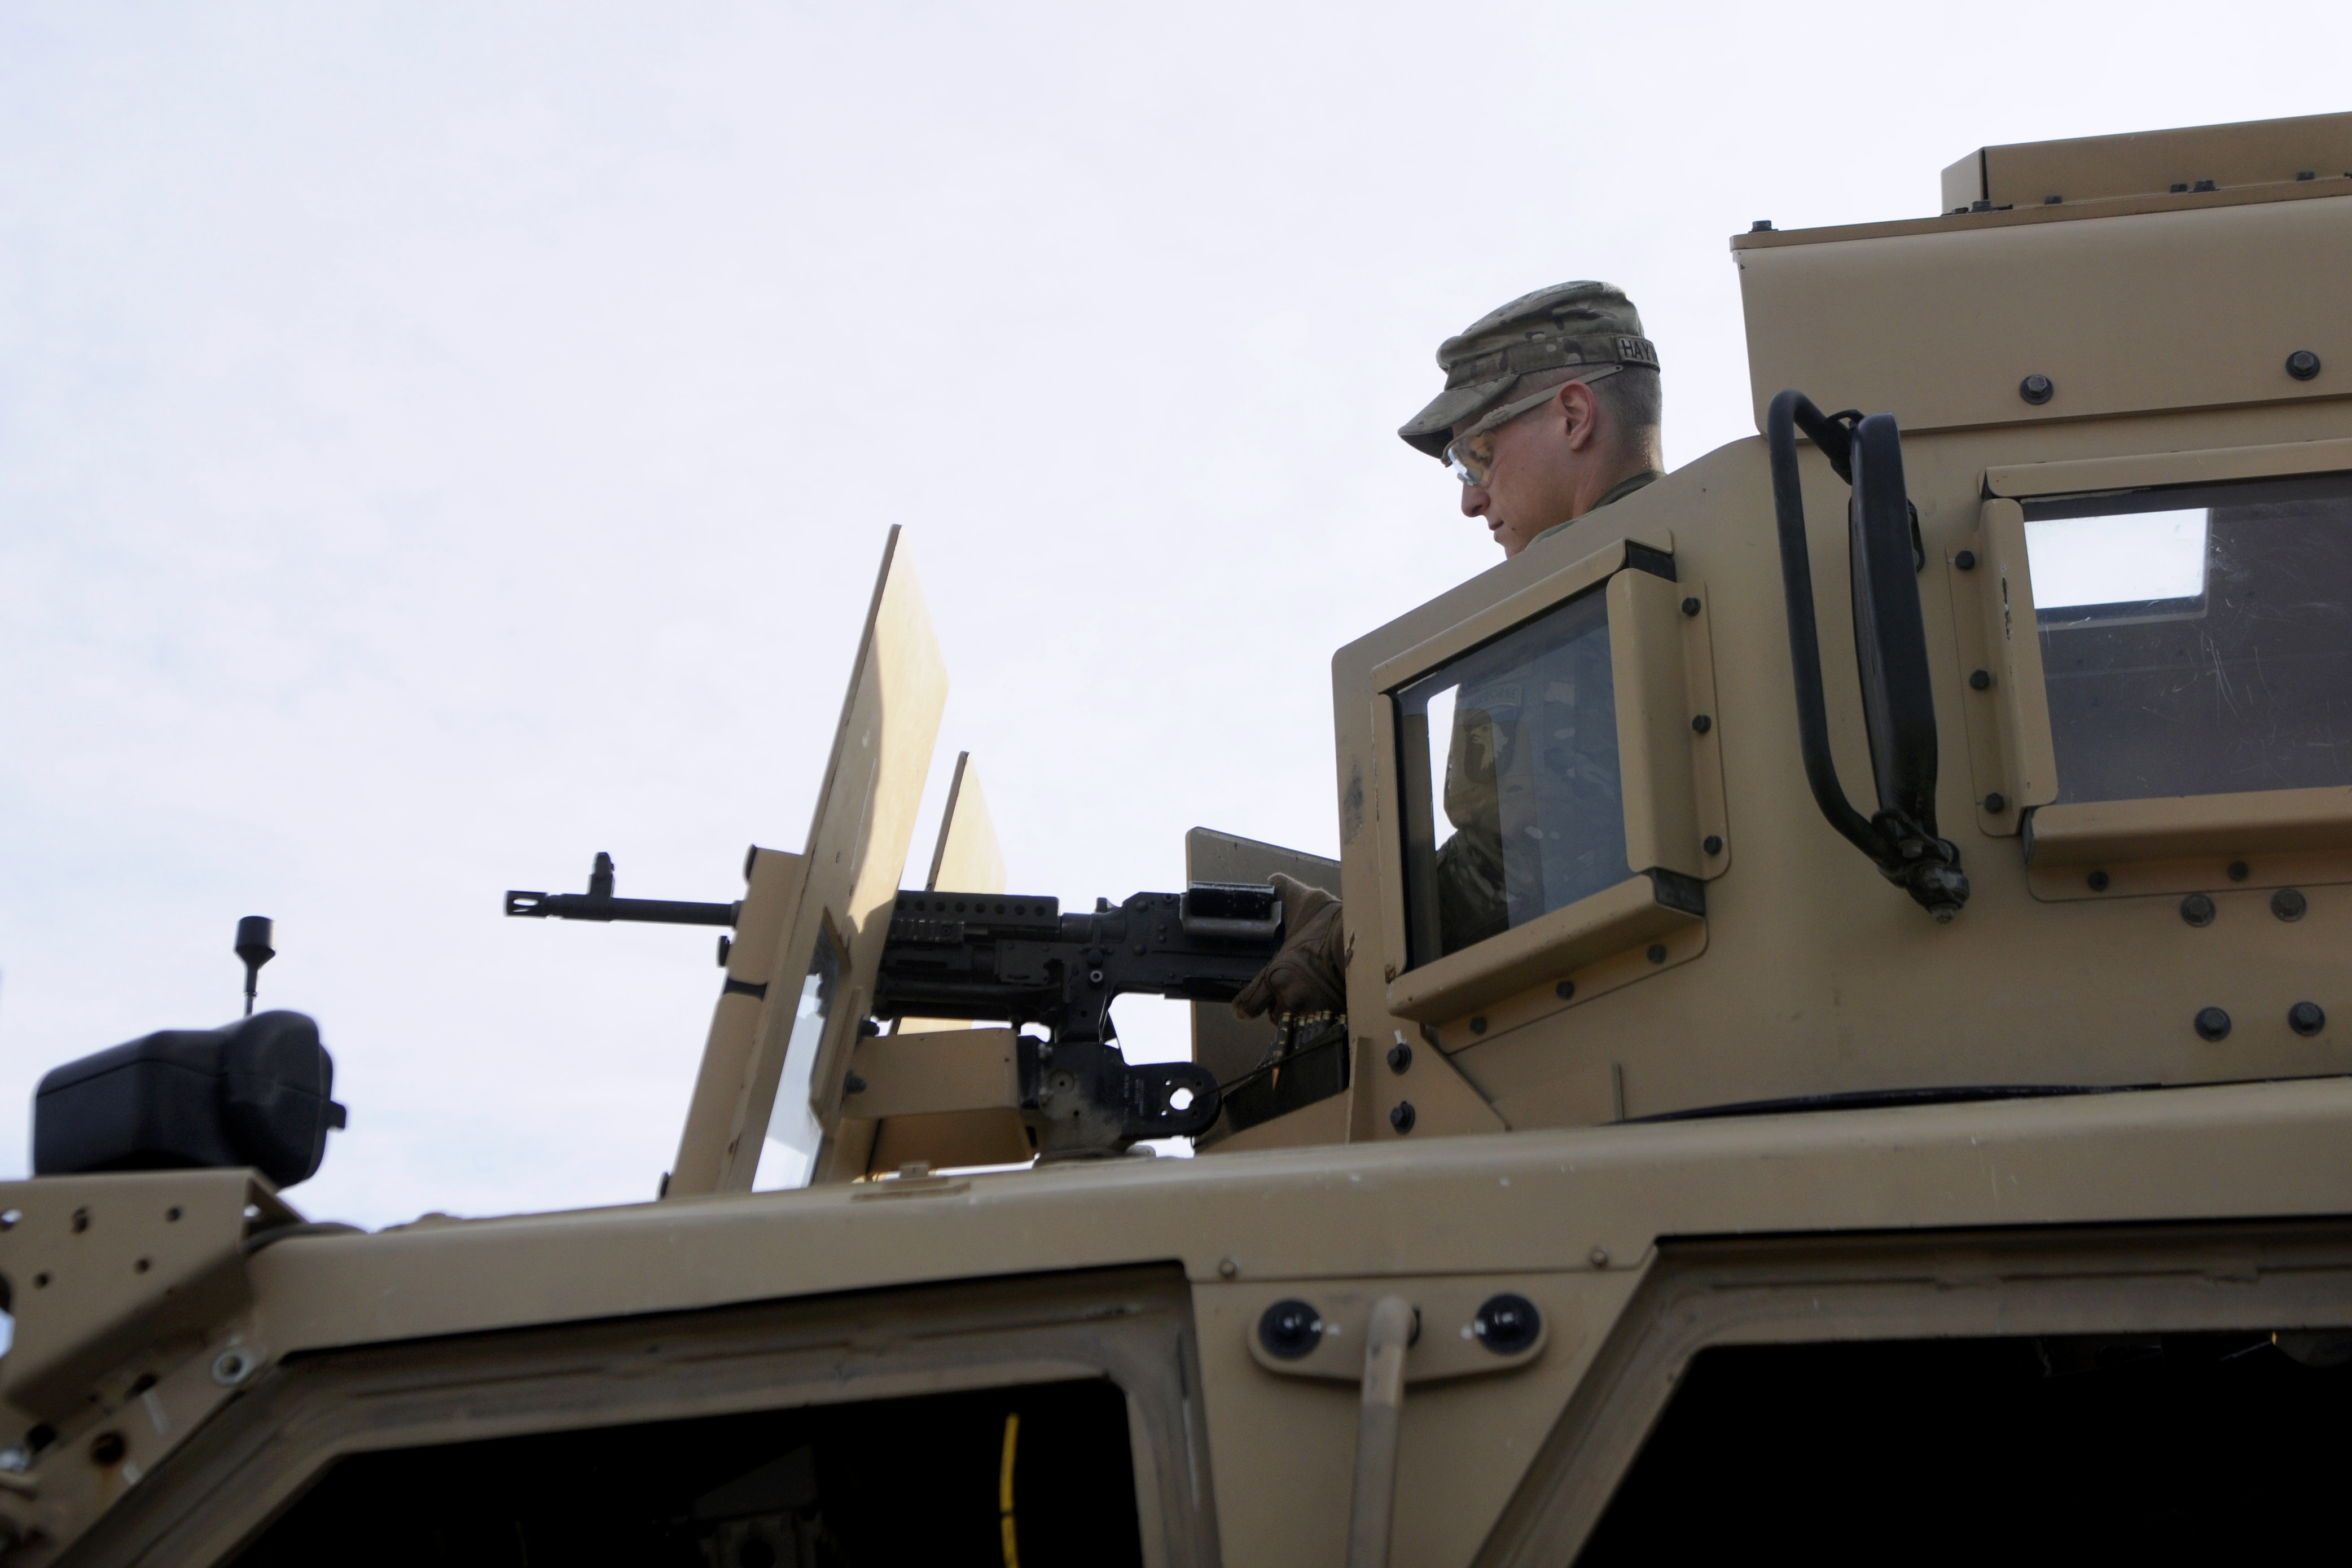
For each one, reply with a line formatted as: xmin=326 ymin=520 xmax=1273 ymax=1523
xmin=1738 ymin=194 xmax=2352 ymax=434
xmin=1607 ymin=570 xmax=1701 ymax=880
xmin=714 ymin=526 xmax=948 ymax=1192
xmin=1383 ymin=875 xmax=1702 ymax=1025
xmin=1986 ymin=435 xmax=2352 ymax=498
xmin=1978 ymin=111 xmax=2352 ymax=209
xmin=924 ymin=750 xmax=1006 ymax=897
xmin=667 ymin=845 xmax=804 ymax=1196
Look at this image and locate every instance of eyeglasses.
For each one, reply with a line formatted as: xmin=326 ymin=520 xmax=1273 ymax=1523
xmin=1442 ymin=366 xmax=1623 ymax=487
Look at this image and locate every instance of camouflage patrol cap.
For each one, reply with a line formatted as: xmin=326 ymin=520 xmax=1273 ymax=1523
xmin=1398 ymin=281 xmax=1658 ymax=460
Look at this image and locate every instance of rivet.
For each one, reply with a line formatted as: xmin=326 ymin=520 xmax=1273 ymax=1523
xmin=71 ymin=1207 xmax=89 ymax=1235
xmin=88 ymin=1431 xmax=126 ymax=1468
xmin=2180 ymin=893 xmax=2216 ymax=927
xmin=1217 ymin=1256 xmax=1239 ymax=1279
xmin=1971 ymin=198 xmax=1994 ymax=212
xmin=1646 ymin=944 xmax=1668 ymax=964
xmin=1968 ymin=669 xmax=1991 ymax=691
xmin=1555 ymin=980 xmax=1577 ymax=1001
xmin=2288 ymin=350 xmax=2323 ymax=381
xmin=1589 ymin=1246 xmax=1611 ymax=1268
xmin=2087 ymin=870 xmax=2110 ymax=892
xmin=2195 ymin=1007 xmax=2233 ymax=1042
xmin=1389 ymin=1101 xmax=1417 ymax=1135
xmin=1703 ymin=834 xmax=1724 ymax=854
xmin=1387 ymin=1041 xmax=1412 ymax=1074
xmin=2169 ymin=182 xmax=2189 ymax=194
xmin=1469 ymin=1016 xmax=1487 ymax=1035
xmin=1680 ymin=596 xmax=1702 ymax=616
xmin=1691 ymin=713 xmax=1713 ymax=734
xmin=2043 ymin=194 xmax=2063 ymax=204
xmin=2192 ymin=178 xmax=2217 ymax=192
xmin=210 ymin=1350 xmax=254 ymax=1387
xmin=2289 ymin=1002 xmax=2327 ymax=1037
xmin=2020 ymin=374 xmax=2055 ymax=405
xmin=2297 ymin=170 xmax=2318 ymax=181
xmin=2274 ymin=888 xmax=2309 ymax=922
xmin=2227 ymin=860 xmax=2250 ymax=881
xmin=1954 ymin=549 xmax=1977 ymax=570
xmin=1984 ymin=793 xmax=2007 ymax=815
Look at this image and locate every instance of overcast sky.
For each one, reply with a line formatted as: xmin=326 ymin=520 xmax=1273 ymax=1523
xmin=5 ymin=2 xmax=2347 ymax=1232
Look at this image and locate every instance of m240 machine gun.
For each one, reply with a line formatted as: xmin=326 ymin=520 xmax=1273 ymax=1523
xmin=507 ymin=856 xmax=1288 ymax=1157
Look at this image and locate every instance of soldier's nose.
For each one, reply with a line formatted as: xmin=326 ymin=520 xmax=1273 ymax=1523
xmin=1460 ymin=485 xmax=1488 ymax=518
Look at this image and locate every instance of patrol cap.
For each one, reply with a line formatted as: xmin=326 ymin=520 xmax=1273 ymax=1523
xmin=1398 ymin=281 xmax=1658 ymax=460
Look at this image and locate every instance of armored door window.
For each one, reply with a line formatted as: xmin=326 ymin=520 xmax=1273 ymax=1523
xmin=1371 ymin=542 xmax=1727 ymax=1029
xmin=1395 ymin=587 xmax=1626 ymax=965
xmin=2026 ymin=472 xmax=2352 ymax=804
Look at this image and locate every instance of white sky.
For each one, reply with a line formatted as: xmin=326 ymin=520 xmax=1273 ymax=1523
xmin=5 ymin=2 xmax=2347 ymax=1229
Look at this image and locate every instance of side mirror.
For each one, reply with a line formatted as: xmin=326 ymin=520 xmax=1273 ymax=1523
xmin=33 ymin=1011 xmax=347 ymax=1189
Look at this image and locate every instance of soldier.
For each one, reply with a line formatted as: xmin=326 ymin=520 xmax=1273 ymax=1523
xmin=1398 ymin=279 xmax=1666 ymax=559
xmin=1236 ymin=283 xmax=1667 ymax=1022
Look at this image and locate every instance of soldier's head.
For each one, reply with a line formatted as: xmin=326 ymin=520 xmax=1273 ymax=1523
xmin=1398 ymin=282 xmax=1665 ymax=559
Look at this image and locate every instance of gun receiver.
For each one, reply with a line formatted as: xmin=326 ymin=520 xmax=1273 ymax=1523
xmin=875 ymin=884 xmax=1283 ymax=1155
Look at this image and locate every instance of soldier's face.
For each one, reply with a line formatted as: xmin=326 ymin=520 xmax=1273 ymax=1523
xmin=1455 ymin=393 xmax=1582 ymax=558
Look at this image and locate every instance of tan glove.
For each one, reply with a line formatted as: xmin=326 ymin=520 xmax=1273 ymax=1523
xmin=1232 ymin=873 xmax=1350 ymax=1020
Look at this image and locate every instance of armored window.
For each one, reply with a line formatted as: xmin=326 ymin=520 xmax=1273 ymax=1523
xmin=2028 ymin=472 xmax=2352 ymax=804
xmin=1394 ymin=587 xmax=1627 ymax=966
xmin=1370 ymin=541 xmax=1727 ymax=1037
xmin=1964 ymin=460 xmax=2352 ymax=894
xmin=754 ymin=920 xmax=845 ymax=1191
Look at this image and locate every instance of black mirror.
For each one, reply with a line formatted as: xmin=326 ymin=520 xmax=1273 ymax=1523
xmin=33 ymin=1011 xmax=347 ymax=1189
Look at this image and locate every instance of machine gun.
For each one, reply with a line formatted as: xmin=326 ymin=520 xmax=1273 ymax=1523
xmin=507 ymin=856 xmax=1288 ymax=1156
xmin=871 ymin=884 xmax=1284 ymax=1153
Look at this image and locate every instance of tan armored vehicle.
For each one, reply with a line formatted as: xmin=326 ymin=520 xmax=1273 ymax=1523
xmin=8 ymin=108 xmax=2352 ymax=1565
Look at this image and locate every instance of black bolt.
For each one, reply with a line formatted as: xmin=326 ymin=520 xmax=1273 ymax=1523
xmin=1968 ymin=669 xmax=1991 ymax=691
xmin=2170 ymin=182 xmax=2189 ymax=193
xmin=1703 ymin=834 xmax=1724 ymax=854
xmin=1387 ymin=1041 xmax=1412 ymax=1074
xmin=1647 ymin=944 xmax=1668 ymax=964
xmin=88 ymin=1431 xmax=126 ymax=1468
xmin=2298 ymin=170 xmax=2318 ymax=181
xmin=2274 ymin=887 xmax=2309 ymax=921
xmin=2290 ymin=1002 xmax=2327 ymax=1036
xmin=842 ymin=1073 xmax=867 ymax=1095
xmin=1984 ymin=793 xmax=2007 ymax=815
xmin=2228 ymin=860 xmax=2250 ymax=881
xmin=1691 ymin=713 xmax=1713 ymax=734
xmin=715 ymin=933 xmax=732 ymax=967
xmin=2180 ymin=893 xmax=2216 ymax=927
xmin=1257 ymin=1299 xmax=1323 ymax=1360
xmin=1472 ymin=1293 xmax=1543 ymax=1355
xmin=1469 ymin=1015 xmax=1487 ymax=1035
xmin=2288 ymin=350 xmax=2323 ymax=381
xmin=856 ymin=1017 xmax=880 ymax=1037
xmin=2195 ymin=1007 xmax=2232 ymax=1042
xmin=1680 ymin=596 xmax=1702 ymax=616
xmin=1954 ymin=549 xmax=1977 ymax=570
xmin=2088 ymin=870 xmax=2111 ymax=892
xmin=1750 ymin=219 xmax=1773 ymax=232
xmin=2020 ymin=374 xmax=2055 ymax=405
xmin=2192 ymin=178 xmax=2217 ymax=192
xmin=1088 ymin=968 xmax=1105 ymax=985
xmin=1555 ymin=980 xmax=1576 ymax=1001
xmin=2043 ymin=194 xmax=2063 ymax=204
xmin=1389 ymin=1101 xmax=1417 ymax=1135
xmin=1971 ymin=198 xmax=1993 ymax=212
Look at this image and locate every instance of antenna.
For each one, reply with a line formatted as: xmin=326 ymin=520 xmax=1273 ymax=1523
xmin=236 ymin=916 xmax=276 ymax=1017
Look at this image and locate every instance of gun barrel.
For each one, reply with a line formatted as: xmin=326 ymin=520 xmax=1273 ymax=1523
xmin=504 ymin=891 xmax=739 ymax=927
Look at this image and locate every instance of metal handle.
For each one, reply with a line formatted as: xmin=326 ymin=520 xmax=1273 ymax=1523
xmin=1345 ymin=1295 xmax=1416 ymax=1568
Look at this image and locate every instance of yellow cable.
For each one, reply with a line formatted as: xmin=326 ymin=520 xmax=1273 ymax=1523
xmin=999 ymin=1411 xmax=1021 ymax=1568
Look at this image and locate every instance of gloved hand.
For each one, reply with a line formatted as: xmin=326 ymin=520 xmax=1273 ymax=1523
xmin=1232 ymin=873 xmax=1350 ymax=1020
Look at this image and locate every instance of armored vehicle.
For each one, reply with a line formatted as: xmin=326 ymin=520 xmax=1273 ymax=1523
xmin=8 ymin=109 xmax=2352 ymax=1565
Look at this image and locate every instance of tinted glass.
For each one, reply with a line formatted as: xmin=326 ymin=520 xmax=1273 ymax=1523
xmin=1394 ymin=586 xmax=1624 ymax=968
xmin=2028 ymin=472 xmax=2352 ymax=803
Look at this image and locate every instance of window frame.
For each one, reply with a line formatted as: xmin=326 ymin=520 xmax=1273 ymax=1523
xmin=1368 ymin=538 xmax=1728 ymax=1029
xmin=1955 ymin=441 xmax=2352 ymax=901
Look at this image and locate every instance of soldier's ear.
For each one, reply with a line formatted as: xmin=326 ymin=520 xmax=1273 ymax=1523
xmin=1557 ymin=379 xmax=1601 ymax=450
